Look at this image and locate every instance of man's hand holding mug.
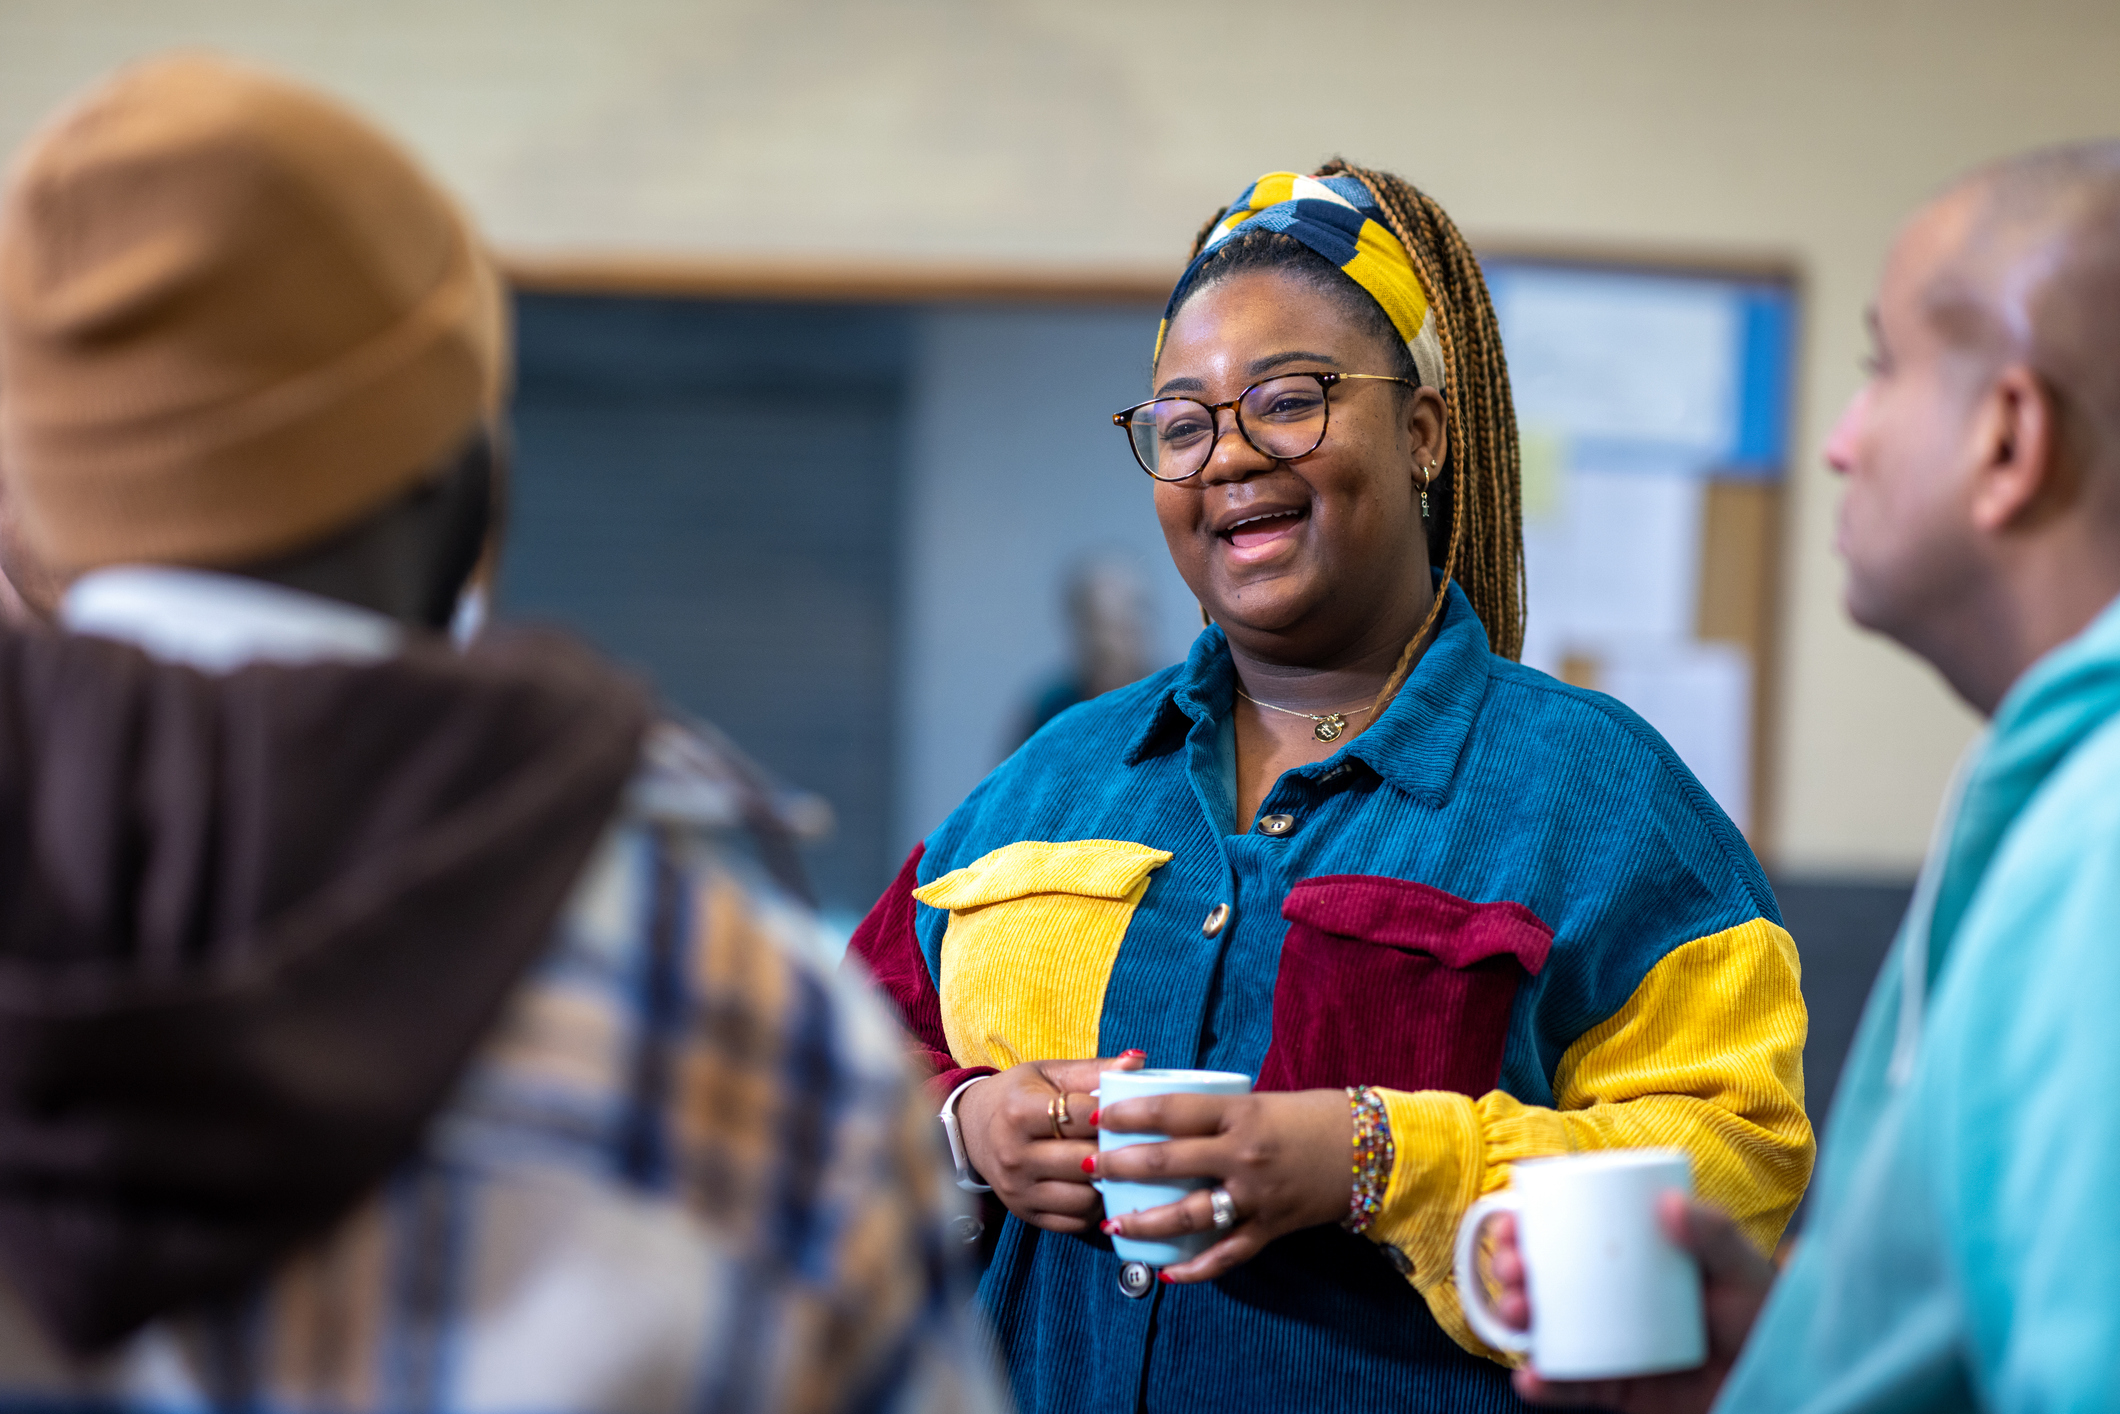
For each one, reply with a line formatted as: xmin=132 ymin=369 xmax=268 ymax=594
xmin=1488 ymin=1183 xmax=1780 ymax=1414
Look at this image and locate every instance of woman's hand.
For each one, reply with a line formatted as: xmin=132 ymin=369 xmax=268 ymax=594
xmin=1090 ymin=1088 xmax=1351 ymax=1281
xmin=957 ymin=1053 xmax=1145 ymax=1235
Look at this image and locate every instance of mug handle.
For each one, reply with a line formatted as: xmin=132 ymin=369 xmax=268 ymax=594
xmin=1452 ymin=1191 xmax=1533 ymax=1355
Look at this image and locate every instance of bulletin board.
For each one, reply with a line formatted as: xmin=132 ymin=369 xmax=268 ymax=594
xmin=1480 ymin=245 xmax=1800 ymax=850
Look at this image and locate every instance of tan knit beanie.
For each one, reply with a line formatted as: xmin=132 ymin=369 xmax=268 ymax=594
xmin=0 ymin=53 xmax=509 ymax=571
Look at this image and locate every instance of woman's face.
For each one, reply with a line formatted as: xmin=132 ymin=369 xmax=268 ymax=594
xmin=1151 ymin=267 xmax=1447 ymax=667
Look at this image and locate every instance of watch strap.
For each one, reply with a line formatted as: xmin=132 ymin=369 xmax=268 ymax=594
xmin=939 ymin=1073 xmax=994 ymax=1193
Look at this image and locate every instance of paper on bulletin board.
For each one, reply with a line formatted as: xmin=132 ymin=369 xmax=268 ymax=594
xmin=1519 ymin=467 xmax=1704 ymax=671
xmin=1519 ymin=426 xmax=1567 ymax=523
xmin=1598 ymin=642 xmax=1754 ymax=833
xmin=1493 ymin=268 xmax=1742 ymax=459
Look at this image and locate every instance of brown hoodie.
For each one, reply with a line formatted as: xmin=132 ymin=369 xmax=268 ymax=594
xmin=0 ymin=623 xmax=647 ymax=1355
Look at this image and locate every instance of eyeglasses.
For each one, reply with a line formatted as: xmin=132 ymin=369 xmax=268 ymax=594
xmin=1111 ymin=372 xmax=1417 ymax=482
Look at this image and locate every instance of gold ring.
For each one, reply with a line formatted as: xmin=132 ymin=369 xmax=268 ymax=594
xmin=1048 ymin=1092 xmax=1070 ymax=1142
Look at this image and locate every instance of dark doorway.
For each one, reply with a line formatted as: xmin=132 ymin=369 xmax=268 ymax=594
xmin=1772 ymin=875 xmax=1912 ymax=1123
xmin=503 ymin=294 xmax=912 ymax=918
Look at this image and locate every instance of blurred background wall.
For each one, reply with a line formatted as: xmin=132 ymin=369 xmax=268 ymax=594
xmin=6 ymin=0 xmax=2119 ymax=1111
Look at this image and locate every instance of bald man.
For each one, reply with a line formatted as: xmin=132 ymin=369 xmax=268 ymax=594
xmin=1510 ymin=142 xmax=2120 ymax=1412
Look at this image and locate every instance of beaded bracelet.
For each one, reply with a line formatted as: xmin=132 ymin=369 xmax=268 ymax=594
xmin=1341 ymin=1085 xmax=1395 ymax=1235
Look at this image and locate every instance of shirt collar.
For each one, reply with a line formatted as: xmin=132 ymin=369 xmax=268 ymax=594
xmin=1122 ymin=625 xmax=1233 ymax=765
xmin=61 ymin=566 xmax=403 ymax=674
xmin=1124 ymin=577 xmax=1494 ymax=807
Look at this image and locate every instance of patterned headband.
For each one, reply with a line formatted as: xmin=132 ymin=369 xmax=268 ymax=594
xmin=1156 ymin=171 xmax=1446 ymax=392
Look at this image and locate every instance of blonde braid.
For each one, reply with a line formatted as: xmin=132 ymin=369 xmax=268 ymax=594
xmin=1307 ymin=160 xmax=1525 ymax=715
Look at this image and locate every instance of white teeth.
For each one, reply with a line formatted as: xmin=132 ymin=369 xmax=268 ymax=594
xmin=1226 ymin=510 xmax=1300 ymax=533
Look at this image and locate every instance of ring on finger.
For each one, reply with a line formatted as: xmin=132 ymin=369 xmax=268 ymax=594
xmin=1208 ymin=1186 xmax=1238 ymax=1232
xmin=1048 ymin=1091 xmax=1070 ymax=1142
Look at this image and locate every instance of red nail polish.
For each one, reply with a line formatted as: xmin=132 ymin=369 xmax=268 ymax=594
xmin=1158 ymin=1271 xmax=1174 ymax=1284
xmin=1100 ymin=1219 xmax=1120 ymax=1235
xmin=1080 ymin=1155 xmax=1097 ymax=1174
xmin=1122 ymin=1050 xmax=1147 ymax=1059
xmin=1089 ymin=1107 xmax=1102 ymax=1125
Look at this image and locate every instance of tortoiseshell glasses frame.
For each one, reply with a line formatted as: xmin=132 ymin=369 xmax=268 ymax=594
xmin=1112 ymin=372 xmax=1418 ymax=482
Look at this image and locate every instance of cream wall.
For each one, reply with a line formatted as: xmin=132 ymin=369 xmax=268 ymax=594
xmin=6 ymin=0 xmax=2119 ymax=871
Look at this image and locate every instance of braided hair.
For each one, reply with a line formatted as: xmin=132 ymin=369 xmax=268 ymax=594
xmin=1168 ymin=159 xmax=1525 ymax=714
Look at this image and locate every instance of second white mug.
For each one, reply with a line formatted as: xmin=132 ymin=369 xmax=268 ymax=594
xmin=1453 ymin=1148 xmax=1706 ymax=1380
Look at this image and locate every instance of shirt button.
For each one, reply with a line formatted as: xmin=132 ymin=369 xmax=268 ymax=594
xmin=1201 ymin=903 xmax=1231 ymax=937
xmin=1257 ymin=813 xmax=1296 ymax=837
xmin=1118 ymin=1260 xmax=1155 ymax=1298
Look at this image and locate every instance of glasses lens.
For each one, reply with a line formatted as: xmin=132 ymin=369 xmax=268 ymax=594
xmin=1239 ymin=376 xmax=1329 ymax=461
xmin=1128 ymin=398 xmax=1215 ymax=480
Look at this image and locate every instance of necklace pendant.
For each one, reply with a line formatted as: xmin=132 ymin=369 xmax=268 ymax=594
xmin=1313 ymin=714 xmax=1346 ymax=743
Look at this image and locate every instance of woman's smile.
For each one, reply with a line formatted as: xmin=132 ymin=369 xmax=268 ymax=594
xmin=1219 ymin=504 xmax=1310 ymax=563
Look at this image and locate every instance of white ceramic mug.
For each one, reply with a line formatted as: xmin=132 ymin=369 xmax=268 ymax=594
xmin=1095 ymin=1068 xmax=1252 ymax=1266
xmin=1453 ymin=1148 xmax=1706 ymax=1379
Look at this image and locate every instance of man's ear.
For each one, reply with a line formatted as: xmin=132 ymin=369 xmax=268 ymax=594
xmin=1969 ymin=364 xmax=2065 ymax=533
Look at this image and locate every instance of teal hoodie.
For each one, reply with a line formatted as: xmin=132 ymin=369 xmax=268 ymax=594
xmin=1721 ymin=594 xmax=2120 ymax=1411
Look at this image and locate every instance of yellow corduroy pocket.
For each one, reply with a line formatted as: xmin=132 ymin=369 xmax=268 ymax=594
xmin=913 ymin=839 xmax=1172 ymax=1070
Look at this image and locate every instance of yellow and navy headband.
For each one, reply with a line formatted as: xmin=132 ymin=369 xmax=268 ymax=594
xmin=1156 ymin=171 xmax=1446 ymax=392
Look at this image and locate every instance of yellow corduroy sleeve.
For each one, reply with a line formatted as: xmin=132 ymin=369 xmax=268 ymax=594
xmin=1364 ymin=916 xmax=1814 ymax=1361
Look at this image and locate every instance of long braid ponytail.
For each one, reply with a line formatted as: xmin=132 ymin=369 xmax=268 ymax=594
xmin=1182 ymin=162 xmax=1526 ymax=711
xmin=1325 ymin=160 xmax=1524 ymax=703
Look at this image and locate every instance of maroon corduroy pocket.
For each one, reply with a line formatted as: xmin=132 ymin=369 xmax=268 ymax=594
xmin=1256 ymin=874 xmax=1553 ymax=1096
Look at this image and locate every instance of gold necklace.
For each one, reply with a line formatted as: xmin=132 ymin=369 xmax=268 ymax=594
xmin=1234 ymin=687 xmax=1375 ymax=742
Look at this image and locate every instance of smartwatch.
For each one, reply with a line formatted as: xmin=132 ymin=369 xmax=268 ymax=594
xmin=939 ymin=1074 xmax=994 ymax=1193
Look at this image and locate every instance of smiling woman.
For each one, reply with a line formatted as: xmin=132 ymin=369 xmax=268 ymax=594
xmin=850 ymin=161 xmax=1815 ymax=1414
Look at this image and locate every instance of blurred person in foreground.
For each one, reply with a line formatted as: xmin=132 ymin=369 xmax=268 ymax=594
xmin=0 ymin=54 xmax=995 ymax=1414
xmin=1508 ymin=142 xmax=2120 ymax=1413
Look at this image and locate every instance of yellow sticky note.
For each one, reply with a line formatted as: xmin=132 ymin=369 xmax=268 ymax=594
xmin=1520 ymin=427 xmax=1567 ymax=522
